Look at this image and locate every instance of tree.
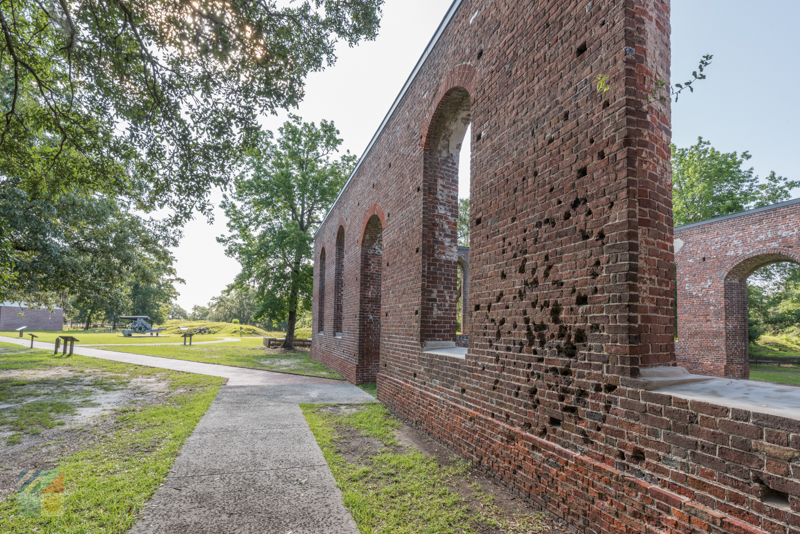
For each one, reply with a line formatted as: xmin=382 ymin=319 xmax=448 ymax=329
xmin=220 ymin=116 xmax=354 ymax=348
xmin=128 ymin=263 xmax=183 ymax=325
xmin=169 ymin=305 xmax=189 ymax=321
xmin=458 ymin=198 xmax=470 ymax=247
xmin=190 ymin=305 xmax=211 ymax=322
xmin=0 ymin=189 xmax=179 ymax=309
xmin=0 ymin=0 xmax=384 ymax=225
xmin=672 ymin=138 xmax=800 ymax=227
xmin=207 ymin=285 xmax=258 ymax=325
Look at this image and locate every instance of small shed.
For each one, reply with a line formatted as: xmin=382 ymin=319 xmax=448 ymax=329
xmin=0 ymin=302 xmax=64 ymax=332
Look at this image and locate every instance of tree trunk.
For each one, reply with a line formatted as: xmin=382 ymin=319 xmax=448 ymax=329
xmin=283 ymin=309 xmax=297 ymax=350
xmin=84 ymin=308 xmax=94 ymax=331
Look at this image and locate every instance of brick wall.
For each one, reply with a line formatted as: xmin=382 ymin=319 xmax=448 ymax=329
xmin=675 ymin=199 xmax=800 ymax=379
xmin=312 ymin=0 xmax=800 ymax=531
xmin=0 ymin=306 xmax=64 ymax=331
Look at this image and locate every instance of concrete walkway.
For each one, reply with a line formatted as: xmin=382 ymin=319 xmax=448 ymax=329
xmin=0 ymin=336 xmax=375 ymax=533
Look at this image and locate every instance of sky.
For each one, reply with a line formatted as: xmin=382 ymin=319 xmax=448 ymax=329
xmin=171 ymin=0 xmax=800 ymax=312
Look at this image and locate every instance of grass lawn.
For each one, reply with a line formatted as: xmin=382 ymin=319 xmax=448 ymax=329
xmin=0 ymin=331 xmax=227 ymax=345
xmin=749 ymin=335 xmax=800 ymax=386
xmin=302 ymin=403 xmax=554 ymax=534
xmin=92 ymin=337 xmax=343 ymax=380
xmin=750 ymin=365 xmax=800 ymax=387
xmin=0 ymin=341 xmax=223 ymax=533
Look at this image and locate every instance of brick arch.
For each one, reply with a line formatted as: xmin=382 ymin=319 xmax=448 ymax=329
xmin=360 ymin=204 xmax=387 ymax=246
xmin=333 ymin=225 xmax=346 ymax=335
xmin=419 ymin=69 xmax=476 ymax=347
xmin=317 ymin=247 xmax=327 ymax=334
xmin=420 ymin=64 xmax=479 ymax=148
xmin=724 ymin=248 xmax=800 ymax=281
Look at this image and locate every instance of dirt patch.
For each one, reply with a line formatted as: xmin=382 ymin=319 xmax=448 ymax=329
xmin=0 ymin=368 xmax=76 ymax=380
xmin=258 ymin=358 xmax=303 ymax=368
xmin=0 ymin=373 xmax=174 ymax=503
xmin=327 ymin=405 xmax=574 ymax=534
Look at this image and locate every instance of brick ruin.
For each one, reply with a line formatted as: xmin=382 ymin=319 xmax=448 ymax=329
xmin=675 ymin=198 xmax=800 ymax=380
xmin=0 ymin=304 xmax=64 ymax=331
xmin=312 ymin=1 xmax=800 ymax=532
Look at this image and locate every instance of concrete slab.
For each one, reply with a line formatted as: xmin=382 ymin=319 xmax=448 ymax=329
xmin=423 ymin=346 xmax=467 ymax=359
xmin=640 ymin=366 xmax=714 ymax=390
xmin=130 ymin=467 xmax=357 ymax=534
xmin=647 ymin=375 xmax=800 ymax=422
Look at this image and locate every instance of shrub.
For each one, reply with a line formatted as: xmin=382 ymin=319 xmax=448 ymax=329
xmin=232 ymin=319 xmax=240 ymax=325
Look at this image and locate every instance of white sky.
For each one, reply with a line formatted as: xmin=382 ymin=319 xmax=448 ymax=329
xmin=172 ymin=0 xmax=800 ymax=311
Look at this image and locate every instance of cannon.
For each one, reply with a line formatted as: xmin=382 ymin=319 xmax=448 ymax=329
xmin=120 ymin=316 xmax=167 ymax=337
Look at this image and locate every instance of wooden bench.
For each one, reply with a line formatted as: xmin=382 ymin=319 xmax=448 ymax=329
xmin=263 ymin=337 xmax=312 ymax=349
xmin=55 ymin=336 xmax=79 ymax=356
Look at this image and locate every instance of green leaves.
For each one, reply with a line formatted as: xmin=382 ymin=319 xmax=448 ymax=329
xmin=0 ymin=0 xmax=383 ymax=224
xmin=219 ymin=116 xmax=352 ymax=335
xmin=671 ymin=137 xmax=799 ymax=227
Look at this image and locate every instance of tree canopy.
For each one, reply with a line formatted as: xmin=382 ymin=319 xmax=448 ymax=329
xmin=220 ymin=115 xmax=353 ymax=348
xmin=672 ymin=138 xmax=799 ymax=227
xmin=0 ymin=0 xmax=383 ymax=221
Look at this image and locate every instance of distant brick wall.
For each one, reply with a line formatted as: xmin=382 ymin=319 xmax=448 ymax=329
xmin=312 ymin=0 xmax=800 ymax=532
xmin=0 ymin=306 xmax=64 ymax=331
xmin=675 ymin=199 xmax=800 ymax=379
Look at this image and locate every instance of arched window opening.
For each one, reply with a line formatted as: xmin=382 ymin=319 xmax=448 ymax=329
xmin=746 ymin=261 xmax=800 ymax=384
xmin=723 ymin=254 xmax=800 ymax=380
xmin=358 ymin=214 xmax=384 ymax=384
xmin=334 ymin=227 xmax=345 ymax=337
xmin=421 ymin=87 xmax=471 ymax=349
xmin=318 ymin=249 xmax=326 ymax=335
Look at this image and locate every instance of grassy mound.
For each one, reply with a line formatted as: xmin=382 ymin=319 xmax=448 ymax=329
xmin=159 ymin=320 xmax=271 ymax=337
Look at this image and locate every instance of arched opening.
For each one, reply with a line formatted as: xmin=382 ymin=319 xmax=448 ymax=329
xmin=456 ymin=256 xmax=470 ymax=348
xmin=421 ymin=87 xmax=471 ymax=349
xmin=358 ymin=214 xmax=384 ymax=384
xmin=725 ymin=253 xmax=800 ymax=379
xmin=740 ymin=259 xmax=800 ymax=383
xmin=318 ymin=248 xmax=326 ymax=335
xmin=334 ymin=226 xmax=345 ymax=337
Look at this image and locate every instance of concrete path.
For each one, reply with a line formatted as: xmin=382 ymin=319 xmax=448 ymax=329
xmin=0 ymin=335 xmax=375 ymax=533
xmin=83 ymin=337 xmax=242 ymax=347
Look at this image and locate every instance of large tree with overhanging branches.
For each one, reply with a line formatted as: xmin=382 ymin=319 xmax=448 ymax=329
xmin=0 ymin=0 xmax=383 ymax=305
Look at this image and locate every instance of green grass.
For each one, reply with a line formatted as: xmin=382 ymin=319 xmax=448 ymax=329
xmin=0 ymin=344 xmax=223 ymax=533
xmin=0 ymin=331 xmax=217 ymax=345
xmin=357 ymin=383 xmax=377 ymax=398
xmin=750 ymin=365 xmax=800 ymax=386
xmin=750 ymin=334 xmax=800 ymax=359
xmin=302 ymin=404 xmax=545 ymax=534
xmin=159 ymin=320 xmax=312 ymax=339
xmin=749 ymin=334 xmax=800 ymax=386
xmin=95 ymin=337 xmax=343 ymax=380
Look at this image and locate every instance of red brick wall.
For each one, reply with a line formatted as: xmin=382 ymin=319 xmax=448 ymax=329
xmin=358 ymin=214 xmax=384 ymax=384
xmin=675 ymin=200 xmax=800 ymax=379
xmin=312 ymin=0 xmax=800 ymax=531
xmin=0 ymin=306 xmax=64 ymax=331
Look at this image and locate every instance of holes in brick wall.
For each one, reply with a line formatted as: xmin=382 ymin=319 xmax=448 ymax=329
xmin=603 ymin=100 xmax=610 ymax=110
xmin=563 ymin=212 xmax=571 ymax=221
xmin=589 ymin=137 xmax=595 ymax=145
xmin=518 ymin=259 xmax=527 ymax=274
xmin=415 ymin=310 xmax=419 ymax=315
xmin=461 ymin=388 xmax=466 ymax=395
xmin=531 ymin=128 xmax=536 ymax=137
xmin=580 ymin=229 xmax=592 ymax=241
xmin=477 ymin=48 xmax=484 ymax=60
xmin=549 ymin=417 xmax=562 ymax=428
xmin=576 ymin=42 xmax=588 ymax=57
xmin=388 ymin=163 xmax=391 ymax=168
xmin=475 ymin=217 xmax=482 ymax=226
xmin=416 ymin=247 xmax=420 ymax=253
xmin=576 ymin=294 xmax=588 ymax=306
xmin=759 ymin=484 xmax=791 ymax=510
xmin=604 ymin=384 xmax=618 ymax=393
xmin=598 ymin=150 xmax=606 ymax=160
xmin=563 ymin=406 xmax=577 ymax=414
xmin=577 ymin=167 xmax=588 ymax=179
xmin=476 ymin=132 xmax=483 ymax=142
xmin=595 ymin=230 xmax=606 ymax=242
xmin=474 ymin=304 xmax=480 ymax=312
xmin=417 ymin=186 xmax=420 ymax=192
xmin=702 ymin=257 xmax=706 ymax=262
xmin=563 ymin=111 xmax=570 ymax=121
xmin=630 ymin=448 xmax=646 ymax=464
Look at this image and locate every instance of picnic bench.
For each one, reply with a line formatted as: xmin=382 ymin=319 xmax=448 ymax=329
xmin=28 ymin=333 xmax=38 ymax=348
xmin=54 ymin=336 xmax=79 ymax=356
xmin=17 ymin=326 xmax=27 ymax=338
xmin=263 ymin=337 xmax=312 ymax=349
